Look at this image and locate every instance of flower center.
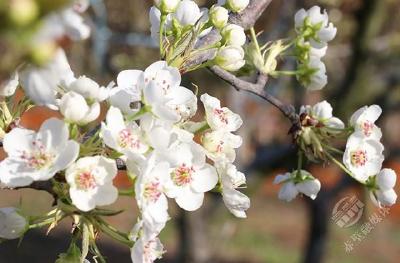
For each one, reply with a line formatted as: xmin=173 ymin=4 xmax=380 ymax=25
xmin=171 ymin=164 xmax=194 ymax=186
xmin=361 ymin=121 xmax=374 ymax=137
xmin=75 ymin=171 xmax=97 ymax=190
xmin=118 ymin=129 xmax=142 ymax=150
xmin=213 ymin=108 xmax=229 ymax=125
xmin=20 ymin=140 xmax=55 ymax=169
xmin=351 ymin=150 xmax=368 ymax=167
xmin=143 ymin=181 xmax=162 ymax=203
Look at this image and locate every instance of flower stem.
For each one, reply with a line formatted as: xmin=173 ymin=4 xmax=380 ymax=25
xmin=159 ymin=14 xmax=167 ymax=58
xmin=250 ymin=27 xmax=261 ymax=54
xmin=325 ymin=151 xmax=364 ymax=184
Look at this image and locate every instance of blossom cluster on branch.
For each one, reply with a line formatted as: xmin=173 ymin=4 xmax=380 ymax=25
xmin=0 ymin=0 xmax=397 ymax=262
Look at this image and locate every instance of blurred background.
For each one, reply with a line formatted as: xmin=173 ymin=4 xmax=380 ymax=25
xmin=1 ymin=0 xmax=400 ymax=262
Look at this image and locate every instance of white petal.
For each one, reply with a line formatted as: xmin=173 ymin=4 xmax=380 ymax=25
xmin=222 ymin=188 xmax=250 ymax=218
xmin=38 ymin=118 xmax=69 ymax=150
xmin=273 ymin=173 xmax=291 ymax=184
xmin=377 ymin=168 xmax=396 ymax=190
xmin=376 ymin=189 xmax=397 ymax=206
xmin=191 ymin=164 xmax=218 ymax=193
xmin=278 ymin=182 xmax=299 ymax=202
xmin=175 ymin=188 xmax=204 ymax=211
xmin=52 ymin=140 xmax=80 ymax=171
xmin=3 ymin=128 xmax=35 ymax=156
xmin=94 ymin=185 xmax=118 ymax=206
xmin=296 ymin=179 xmax=321 ymax=200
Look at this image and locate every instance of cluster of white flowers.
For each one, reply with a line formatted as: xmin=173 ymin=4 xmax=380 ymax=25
xmin=0 ymin=49 xmax=249 ymax=261
xmin=149 ymin=0 xmax=249 ymax=72
xmin=294 ymin=6 xmax=337 ymax=90
xmin=1 ymin=1 xmax=398 ymax=262
xmin=281 ymin=100 xmax=397 ymax=206
xmin=344 ymin=105 xmax=397 ymax=206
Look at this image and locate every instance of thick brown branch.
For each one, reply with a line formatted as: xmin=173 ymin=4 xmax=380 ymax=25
xmin=210 ymin=66 xmax=298 ymax=124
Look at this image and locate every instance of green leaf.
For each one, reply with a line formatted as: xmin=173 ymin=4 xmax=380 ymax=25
xmin=55 ymin=242 xmax=82 ymax=263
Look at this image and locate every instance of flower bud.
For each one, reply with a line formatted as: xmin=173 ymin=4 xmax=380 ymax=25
xmin=215 ymin=46 xmax=245 ymax=72
xmin=9 ymin=0 xmax=39 ymax=26
xmin=154 ymin=0 xmax=180 ymax=14
xmin=59 ymin=91 xmax=100 ymax=125
xmin=0 ymin=72 xmax=19 ymax=97
xmin=209 ymin=6 xmax=229 ymax=29
xmin=69 ymin=76 xmax=99 ymax=100
xmin=219 ymin=0 xmax=249 ymax=13
xmin=221 ymin=24 xmax=246 ymax=46
xmin=297 ymin=57 xmax=327 ymax=91
xmin=0 ymin=208 xmax=27 ymax=239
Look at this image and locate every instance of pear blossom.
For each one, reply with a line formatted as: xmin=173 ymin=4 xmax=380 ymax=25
xmin=298 ymin=57 xmax=327 ymax=90
xmin=20 ymin=48 xmax=75 ymax=109
xmin=149 ymin=7 xmax=172 ymax=42
xmin=0 ymin=72 xmax=19 ymax=97
xmin=131 ymin=236 xmax=164 ymax=263
xmin=221 ymin=24 xmax=246 ymax=47
xmin=174 ymin=0 xmax=202 ymax=26
xmin=108 ymin=70 xmax=142 ymax=114
xmin=158 ymin=142 xmax=218 ymax=211
xmin=154 ymin=0 xmax=180 ymax=14
xmin=300 ymin=100 xmax=344 ymax=130
xmin=274 ymin=171 xmax=321 ymax=202
xmin=343 ymin=134 xmax=384 ymax=182
xmin=0 ymin=208 xmax=28 ymax=239
xmin=101 ymin=107 xmax=149 ymax=156
xmin=217 ymin=163 xmax=250 ymax=218
xmin=33 ymin=1 xmax=90 ymax=43
xmin=202 ymin=130 xmax=242 ymax=162
xmin=67 ymin=76 xmax=110 ymax=102
xmin=350 ymin=105 xmax=382 ymax=140
xmin=209 ymin=6 xmax=229 ymax=29
xmin=215 ymin=46 xmax=246 ymax=71
xmin=218 ymin=0 xmax=249 ymax=13
xmin=65 ymin=156 xmax=118 ymax=212
xmin=294 ymin=6 xmax=337 ymax=49
xmin=200 ymin=93 xmax=243 ymax=132
xmin=0 ymin=118 xmax=79 ymax=187
xmin=143 ymin=61 xmax=197 ymax=122
xmin=369 ymin=168 xmax=397 ymax=207
xmin=135 ymin=155 xmax=170 ymax=236
xmin=59 ymin=91 xmax=100 ymax=125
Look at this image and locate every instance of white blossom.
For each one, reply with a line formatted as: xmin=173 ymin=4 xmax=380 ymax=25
xmin=143 ymin=61 xmax=197 ymax=122
xmin=0 ymin=208 xmax=28 ymax=240
xmin=0 ymin=118 xmax=79 ymax=187
xmin=218 ymin=0 xmax=249 ymax=13
xmin=158 ymin=142 xmax=218 ymax=211
xmin=202 ymin=130 xmax=242 ymax=162
xmin=217 ymin=162 xmax=250 ymax=218
xmin=59 ymin=91 xmax=100 ymax=125
xmin=300 ymin=100 xmax=344 ymax=130
xmin=154 ymin=0 xmax=180 ymax=14
xmin=67 ymin=76 xmax=110 ymax=102
xmin=0 ymin=72 xmax=19 ymax=97
xmin=294 ymin=5 xmax=337 ymax=49
xmin=299 ymin=57 xmax=327 ymax=91
xmin=273 ymin=171 xmax=321 ymax=202
xmin=343 ymin=134 xmax=384 ymax=182
xmin=109 ymin=70 xmax=142 ymax=114
xmin=174 ymin=0 xmax=202 ymax=26
xmin=20 ymin=48 xmax=75 ymax=109
xmin=200 ymin=93 xmax=243 ymax=132
xmin=369 ymin=168 xmax=397 ymax=207
xmin=135 ymin=155 xmax=170 ymax=238
xmin=209 ymin=6 xmax=229 ymax=29
xmin=101 ymin=107 xmax=149 ymax=156
xmin=131 ymin=236 xmax=164 ymax=263
xmin=65 ymin=156 xmax=118 ymax=212
xmin=215 ymin=46 xmax=246 ymax=71
xmin=350 ymin=105 xmax=382 ymax=140
xmin=221 ymin=24 xmax=246 ymax=47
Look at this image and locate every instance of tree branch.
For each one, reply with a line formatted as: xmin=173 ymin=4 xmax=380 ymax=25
xmin=209 ymin=66 xmax=299 ymax=125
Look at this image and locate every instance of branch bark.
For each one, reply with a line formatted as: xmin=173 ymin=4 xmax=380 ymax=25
xmin=209 ymin=66 xmax=299 ymax=125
